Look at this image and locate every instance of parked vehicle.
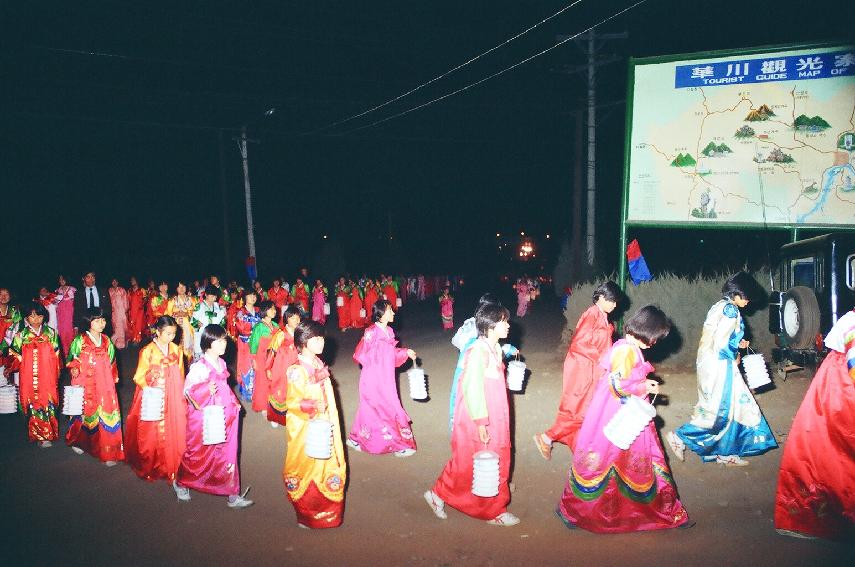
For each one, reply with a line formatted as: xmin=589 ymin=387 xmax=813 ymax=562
xmin=768 ymin=232 xmax=855 ymax=375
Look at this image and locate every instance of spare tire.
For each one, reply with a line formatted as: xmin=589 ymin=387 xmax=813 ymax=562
xmin=781 ymin=286 xmax=821 ymax=349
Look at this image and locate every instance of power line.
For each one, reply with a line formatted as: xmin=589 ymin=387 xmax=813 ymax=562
xmin=300 ymin=0 xmax=587 ymax=136
xmin=332 ymin=0 xmax=647 ymax=137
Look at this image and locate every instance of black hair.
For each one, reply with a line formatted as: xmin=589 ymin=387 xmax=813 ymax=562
xmin=204 ymin=285 xmax=221 ymax=299
xmin=199 ymin=324 xmax=228 ymax=352
xmin=25 ymin=301 xmax=50 ymax=321
xmin=623 ymin=305 xmax=671 ymax=347
xmin=82 ymin=306 xmax=106 ymax=330
xmin=258 ymin=300 xmax=276 ymax=317
xmin=477 ymin=293 xmax=500 ymax=308
xmin=475 ymin=304 xmax=510 ymax=337
xmin=372 ymin=299 xmax=392 ymax=322
xmin=243 ymin=289 xmax=258 ymax=299
xmin=153 ymin=315 xmax=178 ymax=334
xmin=284 ymin=304 xmax=302 ymax=321
xmin=294 ymin=320 xmax=324 ymax=351
xmin=721 ymin=271 xmax=753 ymax=301
xmin=592 ymin=281 xmax=621 ymax=303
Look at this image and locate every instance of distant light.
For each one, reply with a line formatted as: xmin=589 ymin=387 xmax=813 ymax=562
xmin=520 ymin=231 xmax=525 ymax=236
xmin=323 ymin=235 xmax=328 ymax=239
xmin=546 ymin=234 xmax=551 ymax=239
xmin=496 ymin=233 xmax=500 ymax=237
xmin=264 ymin=107 xmax=276 ymax=116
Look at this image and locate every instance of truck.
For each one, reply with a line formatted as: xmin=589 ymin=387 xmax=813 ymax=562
xmin=768 ymin=232 xmax=855 ymax=377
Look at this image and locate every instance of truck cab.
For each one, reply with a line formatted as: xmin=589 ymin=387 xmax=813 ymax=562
xmin=769 ymin=232 xmax=855 ymax=373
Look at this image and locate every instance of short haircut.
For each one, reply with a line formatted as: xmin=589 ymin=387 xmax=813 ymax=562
xmin=243 ymin=289 xmax=258 ymax=299
xmin=284 ymin=304 xmax=302 ymax=321
xmin=153 ymin=315 xmax=178 ymax=333
xmin=204 ymin=285 xmax=221 ymax=299
xmin=258 ymin=300 xmax=275 ymax=315
xmin=372 ymin=299 xmax=392 ymax=322
xmin=199 ymin=324 xmax=228 ymax=352
xmin=721 ymin=271 xmax=753 ymax=301
xmin=294 ymin=320 xmax=324 ymax=351
xmin=477 ymin=293 xmax=501 ymax=308
xmin=25 ymin=301 xmax=50 ymax=321
xmin=624 ymin=305 xmax=671 ymax=347
xmin=475 ymin=304 xmax=510 ymax=336
xmin=82 ymin=306 xmax=106 ymax=330
xmin=592 ymin=281 xmax=621 ymax=303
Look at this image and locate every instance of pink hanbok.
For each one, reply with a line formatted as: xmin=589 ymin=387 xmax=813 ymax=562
xmin=515 ymin=282 xmax=530 ymax=317
xmin=55 ymin=285 xmax=76 ymax=355
xmin=557 ymin=339 xmax=690 ymax=533
xmin=176 ymin=356 xmax=241 ymax=496
xmin=440 ymin=295 xmax=454 ymax=330
xmin=311 ymin=286 xmax=327 ymax=325
xmin=347 ymin=323 xmax=416 ymax=454
xmin=108 ymin=286 xmax=129 ymax=349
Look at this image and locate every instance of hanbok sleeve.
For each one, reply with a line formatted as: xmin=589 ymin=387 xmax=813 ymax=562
xmin=462 ymin=345 xmax=490 ymax=426
xmin=285 ymin=366 xmax=320 ymax=419
xmin=66 ymin=335 xmax=84 ymax=366
xmin=715 ymin=302 xmax=743 ymax=360
xmin=107 ymin=338 xmax=119 ymax=382
xmin=248 ymin=323 xmax=264 ymax=354
xmin=184 ymin=362 xmax=212 ymax=410
xmin=607 ymin=344 xmax=646 ymax=398
xmin=132 ymin=345 xmax=153 ymax=388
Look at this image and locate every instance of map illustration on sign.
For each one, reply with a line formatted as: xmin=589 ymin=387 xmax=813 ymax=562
xmin=625 ymin=45 xmax=855 ymax=227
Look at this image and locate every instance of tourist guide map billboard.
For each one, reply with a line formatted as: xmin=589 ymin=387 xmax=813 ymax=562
xmin=623 ymin=44 xmax=855 ymax=228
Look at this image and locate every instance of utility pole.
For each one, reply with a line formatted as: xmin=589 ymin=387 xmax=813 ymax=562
xmin=237 ymin=126 xmax=259 ymax=280
xmin=218 ymin=130 xmax=232 ymax=280
xmin=557 ymin=31 xmax=627 ymax=268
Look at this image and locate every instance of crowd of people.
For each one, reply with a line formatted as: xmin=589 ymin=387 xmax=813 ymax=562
xmin=0 ymin=270 xmax=850 ymax=539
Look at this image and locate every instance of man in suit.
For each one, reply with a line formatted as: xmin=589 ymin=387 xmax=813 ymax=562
xmin=73 ymin=271 xmax=113 ymax=335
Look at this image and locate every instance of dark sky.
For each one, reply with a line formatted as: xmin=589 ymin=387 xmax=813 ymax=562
xmin=2 ymin=0 xmax=851 ymax=296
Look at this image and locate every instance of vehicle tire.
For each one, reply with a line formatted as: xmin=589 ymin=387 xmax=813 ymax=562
xmin=781 ymin=286 xmax=821 ymax=350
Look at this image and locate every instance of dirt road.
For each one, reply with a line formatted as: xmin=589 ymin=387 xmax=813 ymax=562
xmin=1 ymin=292 xmax=852 ymax=566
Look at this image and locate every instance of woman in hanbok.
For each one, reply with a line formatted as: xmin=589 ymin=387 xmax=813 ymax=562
xmin=346 ymin=300 xmax=418 ymax=456
xmin=4 ymin=303 xmax=62 ymax=447
xmin=669 ymin=273 xmax=777 ymax=466
xmin=65 ymin=307 xmax=124 ymax=465
xmin=334 ymin=278 xmax=351 ymax=332
xmin=234 ymin=290 xmax=261 ymax=401
xmin=514 ymin=278 xmax=530 ymax=317
xmin=36 ymin=287 xmax=59 ymax=331
xmin=0 ymin=288 xmax=22 ymax=351
xmin=293 ymin=278 xmax=310 ymax=314
xmin=249 ymin=301 xmax=279 ymax=414
xmin=266 ymin=306 xmax=301 ymax=427
xmin=173 ymin=324 xmax=253 ymax=508
xmin=108 ymin=278 xmax=129 ymax=349
xmin=146 ymin=281 xmax=170 ymax=334
xmin=311 ymin=280 xmax=328 ymax=325
xmin=425 ymin=304 xmax=519 ymax=526
xmin=267 ymin=278 xmax=290 ymax=324
xmin=535 ymin=281 xmax=619 ymax=460
xmin=253 ymin=280 xmax=268 ymax=302
xmin=167 ymin=281 xmax=197 ymax=360
xmin=556 ymin=305 xmax=691 ymax=533
xmin=190 ymin=286 xmax=227 ymax=359
xmin=126 ymin=277 xmax=147 ymax=344
xmin=55 ymin=275 xmax=76 ymax=355
xmin=125 ymin=316 xmax=186 ymax=483
xmin=348 ymin=281 xmax=365 ymax=329
xmin=439 ymin=287 xmax=454 ymax=330
xmin=363 ymin=280 xmax=379 ymax=320
xmin=774 ymin=310 xmax=855 ymax=540
xmin=283 ymin=320 xmax=346 ymax=528
xmin=382 ymin=278 xmax=398 ymax=311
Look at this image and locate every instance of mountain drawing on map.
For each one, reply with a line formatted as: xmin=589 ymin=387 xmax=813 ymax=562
xmin=670 ymin=153 xmax=697 ymax=167
xmin=744 ymin=105 xmax=776 ymax=121
xmin=701 ymin=142 xmax=733 ymax=157
xmin=735 ymin=125 xmax=756 ymax=138
xmin=793 ymin=114 xmax=831 ymax=131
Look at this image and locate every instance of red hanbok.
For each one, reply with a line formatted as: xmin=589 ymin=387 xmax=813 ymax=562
xmin=267 ymin=328 xmax=298 ymax=425
xmin=335 ymin=286 xmax=351 ymax=331
xmin=349 ymin=287 xmax=365 ymax=329
xmin=363 ymin=285 xmax=379 ymax=320
xmin=125 ymin=341 xmax=186 ymax=481
xmin=382 ymin=284 xmax=398 ymax=311
xmin=546 ymin=304 xmax=613 ymax=449
xmin=65 ymin=332 xmax=125 ymax=462
xmin=249 ymin=319 xmax=278 ymax=413
xmin=7 ymin=324 xmax=62 ymax=443
xmin=774 ymin=311 xmax=855 ymax=540
xmin=127 ymin=288 xmax=147 ymax=343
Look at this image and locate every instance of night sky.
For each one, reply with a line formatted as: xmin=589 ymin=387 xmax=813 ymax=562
xmin=3 ymin=0 xmax=851 ymax=297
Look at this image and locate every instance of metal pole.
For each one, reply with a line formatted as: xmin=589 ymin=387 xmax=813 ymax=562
xmin=586 ymin=30 xmax=596 ymax=267
xmin=573 ymin=110 xmax=584 ymax=280
xmin=239 ymin=126 xmax=257 ymax=279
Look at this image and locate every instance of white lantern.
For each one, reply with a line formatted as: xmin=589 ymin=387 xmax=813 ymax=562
xmin=742 ymin=353 xmax=772 ymax=389
xmin=140 ymin=386 xmax=165 ymax=422
xmin=305 ymin=418 xmax=332 ymax=460
xmin=396 ymin=297 xmax=403 ymax=308
xmin=62 ymin=385 xmax=85 ymax=416
xmin=336 ymin=296 xmax=344 ymax=307
xmin=472 ymin=450 xmax=500 ymax=497
xmin=0 ymin=385 xmax=18 ymax=414
xmin=359 ymin=308 xmax=366 ymax=318
xmin=603 ymin=396 xmax=656 ymax=449
xmin=408 ymin=367 xmax=428 ymax=400
xmin=323 ymin=303 xmax=331 ymax=315
xmin=202 ymin=405 xmax=227 ymax=445
xmin=506 ymin=360 xmax=526 ymax=392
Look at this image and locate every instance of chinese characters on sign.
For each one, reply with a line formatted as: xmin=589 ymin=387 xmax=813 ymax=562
xmin=676 ymin=51 xmax=854 ymax=88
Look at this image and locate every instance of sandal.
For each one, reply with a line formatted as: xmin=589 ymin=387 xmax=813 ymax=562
xmin=533 ymin=433 xmax=552 ymax=461
xmin=487 ymin=512 xmax=520 ymax=526
xmin=666 ymin=431 xmax=685 ymax=462
xmin=715 ymin=455 xmax=749 ymax=467
xmin=423 ymin=490 xmax=447 ymax=520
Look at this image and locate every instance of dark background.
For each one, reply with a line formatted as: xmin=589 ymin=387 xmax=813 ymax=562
xmin=2 ymin=0 xmax=851 ymax=298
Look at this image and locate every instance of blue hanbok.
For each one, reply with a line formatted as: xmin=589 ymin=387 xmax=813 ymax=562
xmin=676 ymin=299 xmax=777 ymax=461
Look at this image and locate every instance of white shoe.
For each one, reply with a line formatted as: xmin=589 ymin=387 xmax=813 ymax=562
xmin=104 ymin=460 xmax=118 ymax=467
xmin=487 ymin=512 xmax=520 ymax=526
xmin=666 ymin=431 xmax=685 ymax=462
xmin=71 ymin=446 xmax=84 ymax=455
xmin=39 ymin=441 xmax=53 ymax=448
xmin=715 ymin=455 xmax=749 ymax=467
xmin=346 ymin=439 xmax=362 ymax=451
xmin=228 ymin=487 xmax=254 ymax=509
xmin=172 ymin=480 xmax=191 ymax=502
xmin=423 ymin=490 xmax=447 ymax=520
xmin=261 ymin=410 xmax=268 ymax=418
xmin=394 ymin=448 xmax=416 ymax=457
xmin=270 ymin=421 xmax=280 ymax=429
